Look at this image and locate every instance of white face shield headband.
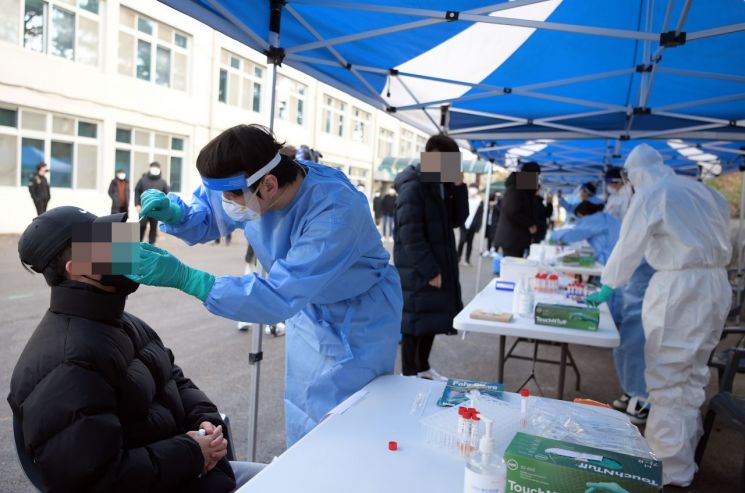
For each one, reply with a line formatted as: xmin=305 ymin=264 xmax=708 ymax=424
xmin=201 ymin=153 xmax=282 ymax=234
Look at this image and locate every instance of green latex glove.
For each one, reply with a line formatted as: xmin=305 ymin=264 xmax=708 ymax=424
xmin=139 ymin=189 xmax=182 ymax=224
xmin=128 ymin=243 xmax=215 ymax=301
xmin=586 ymin=284 xmax=614 ymax=307
xmin=584 ymin=482 xmax=630 ymax=493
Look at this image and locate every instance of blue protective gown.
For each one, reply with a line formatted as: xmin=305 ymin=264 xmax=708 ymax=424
xmin=550 ymin=212 xmax=620 ymax=265
xmin=162 ymin=162 xmax=402 ymax=445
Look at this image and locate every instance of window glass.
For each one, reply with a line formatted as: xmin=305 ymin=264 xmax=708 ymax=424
xmin=22 ymin=110 xmax=46 ymax=131
xmin=52 ymin=115 xmax=75 ymax=135
xmin=137 ymin=16 xmax=153 ymax=35
xmin=297 ymin=99 xmax=304 ymax=125
xmin=133 ymin=150 xmax=149 ymax=178
xmin=24 ymin=0 xmax=45 ymax=53
xmin=136 ymin=39 xmax=151 ymax=80
xmin=230 ymin=56 xmax=240 ymax=69
xmin=154 ymin=134 xmax=169 ymax=148
xmin=241 ymin=78 xmax=252 ymax=111
xmin=79 ymin=0 xmax=98 ymax=14
xmin=174 ymin=32 xmax=187 ymax=48
xmin=171 ymin=137 xmax=183 ymax=150
xmin=115 ymin=148 xmax=131 ymax=176
xmin=118 ymin=31 xmax=134 ymax=75
xmin=0 ymin=134 xmax=18 ymax=186
xmin=76 ymin=144 xmax=97 ymax=188
xmin=252 ymin=82 xmax=261 ymax=112
xmin=21 ymin=138 xmax=44 ymax=183
xmin=119 ymin=6 xmax=135 ymax=28
xmin=50 ymin=141 xmax=73 ymax=188
xmin=158 ymin=24 xmax=172 ymax=43
xmin=50 ymin=6 xmax=75 ymax=60
xmin=173 ymin=52 xmax=187 ymax=91
xmin=134 ymin=130 xmax=150 ymax=146
xmin=155 ymin=46 xmax=170 ymax=87
xmin=170 ymin=156 xmax=182 ymax=192
xmin=116 ymin=127 xmax=131 ymax=143
xmin=77 ymin=15 xmax=98 ymax=66
xmin=0 ymin=108 xmax=18 ymax=127
xmin=218 ymin=69 xmax=227 ymax=103
xmin=228 ymin=73 xmax=239 ymax=106
xmin=77 ymin=121 xmax=97 ymax=138
xmin=0 ymin=0 xmax=20 ymax=43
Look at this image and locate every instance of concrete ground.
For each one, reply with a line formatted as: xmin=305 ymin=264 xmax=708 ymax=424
xmin=0 ymin=231 xmax=743 ymax=492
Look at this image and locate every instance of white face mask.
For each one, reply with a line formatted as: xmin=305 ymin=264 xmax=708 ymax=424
xmin=117 ymin=173 xmax=126 ymax=180
xmin=149 ymin=167 xmax=161 ymax=176
xmin=222 ymin=196 xmax=260 ymax=222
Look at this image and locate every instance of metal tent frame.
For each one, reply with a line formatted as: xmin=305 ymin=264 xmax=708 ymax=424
xmin=159 ymin=0 xmax=745 ymax=459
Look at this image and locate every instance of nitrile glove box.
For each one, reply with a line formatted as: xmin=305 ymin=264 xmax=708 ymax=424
xmin=504 ymin=433 xmax=662 ymax=493
xmin=534 ymin=303 xmax=600 ymax=331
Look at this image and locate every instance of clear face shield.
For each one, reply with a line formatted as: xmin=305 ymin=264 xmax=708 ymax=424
xmin=201 ymin=153 xmax=281 ymax=236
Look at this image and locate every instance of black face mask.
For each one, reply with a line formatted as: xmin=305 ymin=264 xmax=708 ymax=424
xmin=85 ymin=275 xmax=140 ymax=295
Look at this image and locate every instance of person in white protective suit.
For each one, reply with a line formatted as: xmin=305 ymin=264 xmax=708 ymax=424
xmin=603 ymin=166 xmax=633 ymax=222
xmin=586 ymin=143 xmax=732 ymax=486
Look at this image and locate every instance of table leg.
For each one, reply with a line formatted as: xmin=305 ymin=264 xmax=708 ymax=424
xmin=498 ymin=335 xmax=506 ymax=383
xmin=558 ymin=343 xmax=568 ymax=400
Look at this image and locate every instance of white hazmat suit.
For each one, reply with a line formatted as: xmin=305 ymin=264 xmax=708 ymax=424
xmin=601 ymin=144 xmax=732 ymax=486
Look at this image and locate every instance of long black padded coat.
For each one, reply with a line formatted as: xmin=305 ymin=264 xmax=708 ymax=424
xmin=393 ymin=165 xmax=468 ymax=336
xmin=8 ymin=281 xmax=235 ymax=493
xmin=493 ymin=172 xmax=538 ymax=257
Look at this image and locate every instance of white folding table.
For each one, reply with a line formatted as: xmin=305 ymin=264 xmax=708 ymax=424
xmin=453 ymin=279 xmax=619 ymax=399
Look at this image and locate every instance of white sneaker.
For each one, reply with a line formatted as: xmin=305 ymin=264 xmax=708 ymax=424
xmin=417 ymin=368 xmax=449 ymax=382
xmin=625 ymin=396 xmax=650 ymax=425
xmin=237 ymin=322 xmax=251 ymax=331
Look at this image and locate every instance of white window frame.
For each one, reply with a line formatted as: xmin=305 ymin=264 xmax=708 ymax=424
xmin=114 ymin=124 xmax=187 ymax=192
xmin=218 ymin=49 xmax=264 ymax=113
xmin=322 ymin=95 xmax=346 ymax=138
xmin=399 ymin=128 xmax=415 ymax=158
xmin=11 ymin=0 xmax=104 ymax=67
xmin=118 ymin=6 xmax=190 ymax=91
xmin=351 ymin=107 xmax=371 ymax=144
xmin=0 ymin=104 xmax=101 ymax=189
xmin=378 ymin=128 xmax=394 ymax=159
xmin=275 ymin=74 xmax=307 ymax=126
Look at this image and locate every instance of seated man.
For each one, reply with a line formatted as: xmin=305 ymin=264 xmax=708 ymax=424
xmin=9 ymin=207 xmax=262 ymax=492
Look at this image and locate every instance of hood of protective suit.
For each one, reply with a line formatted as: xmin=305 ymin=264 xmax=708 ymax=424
xmin=624 ymin=144 xmax=674 ymax=190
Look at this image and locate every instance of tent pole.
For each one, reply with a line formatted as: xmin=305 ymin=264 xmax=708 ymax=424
xmin=475 ymin=161 xmax=493 ymax=294
xmin=247 ymin=0 xmax=284 ymax=464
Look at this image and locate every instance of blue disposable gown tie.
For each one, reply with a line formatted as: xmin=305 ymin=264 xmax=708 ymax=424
xmin=162 ymin=162 xmax=402 ymax=445
xmin=550 ymin=212 xmax=620 ymax=265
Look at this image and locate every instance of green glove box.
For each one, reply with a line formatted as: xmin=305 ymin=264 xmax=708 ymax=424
xmin=534 ymin=303 xmax=600 ymax=331
xmin=504 ymin=432 xmax=662 ymax=493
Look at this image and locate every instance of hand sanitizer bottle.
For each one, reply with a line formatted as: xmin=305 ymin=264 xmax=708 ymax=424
xmin=463 ymin=417 xmax=506 ymax=493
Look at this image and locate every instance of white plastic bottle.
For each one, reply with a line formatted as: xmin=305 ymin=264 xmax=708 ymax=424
xmin=463 ymin=417 xmax=506 ymax=493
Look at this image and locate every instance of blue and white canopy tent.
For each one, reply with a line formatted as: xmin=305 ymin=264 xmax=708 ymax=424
xmin=159 ymin=0 xmax=745 ymax=458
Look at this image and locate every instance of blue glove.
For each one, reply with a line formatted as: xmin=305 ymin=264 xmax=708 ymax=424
xmin=586 ymin=284 xmax=614 ymax=307
xmin=128 ymin=243 xmax=215 ymax=301
xmin=584 ymin=482 xmax=630 ymax=493
xmin=139 ymin=189 xmax=182 ymax=224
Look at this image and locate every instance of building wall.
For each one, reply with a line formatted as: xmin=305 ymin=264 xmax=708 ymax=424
xmin=0 ymin=0 xmax=445 ymax=234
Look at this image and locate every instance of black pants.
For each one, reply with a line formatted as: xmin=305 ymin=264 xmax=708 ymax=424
xmin=33 ymin=200 xmax=48 ymax=216
xmin=111 ymin=205 xmax=127 ymax=214
xmin=401 ymin=334 xmax=436 ymax=376
xmin=502 ymin=246 xmax=526 ymax=258
xmin=457 ymin=226 xmax=477 ymax=263
xmin=140 ymin=217 xmax=158 ymax=244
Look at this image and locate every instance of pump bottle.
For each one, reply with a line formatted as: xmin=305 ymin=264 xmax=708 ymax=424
xmin=463 ymin=417 xmax=506 ymax=493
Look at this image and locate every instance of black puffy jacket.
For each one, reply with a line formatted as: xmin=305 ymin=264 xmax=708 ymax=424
xmin=393 ymin=165 xmax=468 ymax=336
xmin=8 ymin=282 xmax=235 ymax=493
xmin=134 ymin=173 xmax=169 ymax=206
xmin=494 ymin=173 xmax=537 ymax=256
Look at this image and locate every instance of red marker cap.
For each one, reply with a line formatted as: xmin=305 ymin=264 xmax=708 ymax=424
xmin=521 ymin=388 xmax=530 ymax=397
xmin=388 ymin=441 xmax=398 ymax=451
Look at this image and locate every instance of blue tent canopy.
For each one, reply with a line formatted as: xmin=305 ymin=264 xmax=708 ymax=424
xmin=161 ymin=0 xmax=745 ymax=179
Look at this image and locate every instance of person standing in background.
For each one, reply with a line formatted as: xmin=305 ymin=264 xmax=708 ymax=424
xmin=108 ymin=169 xmax=130 ymax=214
xmin=28 ymin=162 xmax=50 ymax=216
xmin=381 ymin=188 xmax=397 ymax=241
xmin=494 ymin=162 xmax=541 ymax=257
xmin=458 ymin=186 xmax=483 ymax=267
xmin=394 ymin=134 xmax=468 ymax=381
xmin=135 ymin=162 xmax=169 ymax=245
xmin=373 ymin=191 xmax=383 ymax=227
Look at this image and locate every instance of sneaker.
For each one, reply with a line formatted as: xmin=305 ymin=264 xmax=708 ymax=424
xmin=237 ymin=322 xmax=251 ymax=332
xmin=421 ymin=367 xmax=449 ymax=382
xmin=416 ymin=370 xmax=433 ymax=380
xmin=612 ymin=393 xmax=630 ymax=411
xmin=625 ymin=396 xmax=650 ymax=425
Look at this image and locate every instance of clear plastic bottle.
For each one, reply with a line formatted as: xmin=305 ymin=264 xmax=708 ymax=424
xmin=463 ymin=417 xmax=506 ymax=493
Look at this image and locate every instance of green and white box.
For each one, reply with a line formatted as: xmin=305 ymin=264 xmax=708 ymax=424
xmin=504 ymin=433 xmax=662 ymax=493
xmin=534 ymin=303 xmax=600 ymax=331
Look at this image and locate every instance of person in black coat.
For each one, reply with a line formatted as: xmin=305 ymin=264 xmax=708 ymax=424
xmin=381 ymin=189 xmax=397 ymax=240
xmin=10 ymin=207 xmax=263 ymax=493
xmin=108 ymin=169 xmax=130 ymax=214
xmin=134 ymin=162 xmax=170 ymax=244
xmin=27 ymin=162 xmax=50 ymax=216
xmin=393 ymin=134 xmax=468 ymax=379
xmin=532 ymin=192 xmax=548 ymax=243
xmin=493 ymin=162 xmax=541 ymax=257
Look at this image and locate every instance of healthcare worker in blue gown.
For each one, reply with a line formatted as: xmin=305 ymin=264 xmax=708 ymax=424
xmin=129 ymin=124 xmax=402 ymax=446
